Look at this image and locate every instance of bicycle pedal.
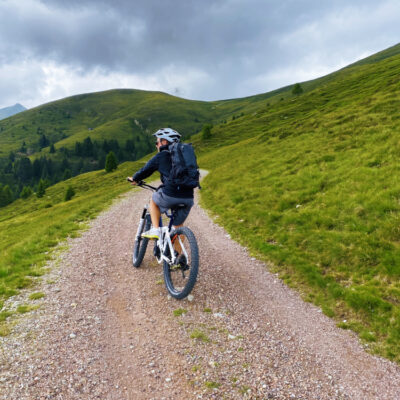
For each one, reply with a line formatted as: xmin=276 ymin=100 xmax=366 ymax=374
xmin=153 ymin=244 xmax=160 ymax=258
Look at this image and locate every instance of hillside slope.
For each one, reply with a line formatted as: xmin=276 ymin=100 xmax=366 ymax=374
xmin=0 ymin=90 xmax=215 ymax=157
xmin=195 ymin=47 xmax=400 ymax=360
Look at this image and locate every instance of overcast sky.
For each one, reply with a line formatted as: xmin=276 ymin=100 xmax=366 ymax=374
xmin=0 ymin=0 xmax=399 ymax=109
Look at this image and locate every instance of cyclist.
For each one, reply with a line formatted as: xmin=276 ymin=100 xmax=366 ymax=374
xmin=127 ymin=128 xmax=194 ymax=240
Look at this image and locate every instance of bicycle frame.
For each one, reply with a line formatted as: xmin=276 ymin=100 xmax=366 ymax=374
xmin=130 ymin=179 xmax=199 ymax=299
xmin=134 ymin=182 xmax=185 ymax=266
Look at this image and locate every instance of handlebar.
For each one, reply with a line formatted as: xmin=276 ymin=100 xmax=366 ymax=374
xmin=126 ymin=178 xmax=158 ymax=191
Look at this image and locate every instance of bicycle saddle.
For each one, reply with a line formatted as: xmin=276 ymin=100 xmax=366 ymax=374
xmin=172 ymin=203 xmax=187 ymax=209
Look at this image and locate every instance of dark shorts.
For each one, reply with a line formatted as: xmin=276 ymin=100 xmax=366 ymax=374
xmin=152 ymin=189 xmax=194 ymax=226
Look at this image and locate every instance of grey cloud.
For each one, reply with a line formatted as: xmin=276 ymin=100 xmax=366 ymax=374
xmin=0 ymin=0 xmax=399 ymax=106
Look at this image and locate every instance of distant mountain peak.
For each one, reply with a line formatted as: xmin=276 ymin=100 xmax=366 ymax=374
xmin=0 ymin=103 xmax=27 ymax=120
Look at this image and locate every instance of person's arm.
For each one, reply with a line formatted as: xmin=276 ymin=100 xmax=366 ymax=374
xmin=131 ymin=154 xmax=160 ymax=183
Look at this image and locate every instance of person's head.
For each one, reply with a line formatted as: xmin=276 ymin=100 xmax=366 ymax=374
xmin=153 ymin=128 xmax=181 ymax=151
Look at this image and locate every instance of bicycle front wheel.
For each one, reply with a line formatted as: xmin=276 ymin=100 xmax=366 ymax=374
xmin=163 ymin=226 xmax=199 ymax=299
xmin=132 ymin=215 xmax=151 ymax=268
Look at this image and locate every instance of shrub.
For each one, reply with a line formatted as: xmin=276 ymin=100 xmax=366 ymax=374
xmin=0 ymin=185 xmax=13 ymax=206
xmin=36 ymin=179 xmax=46 ymax=198
xmin=105 ymin=151 xmax=118 ymax=172
xmin=20 ymin=186 xmax=33 ymax=199
xmin=201 ymin=124 xmax=212 ymax=140
xmin=64 ymin=185 xmax=75 ymax=201
xmin=292 ymin=83 xmax=304 ymax=95
xmin=63 ymin=169 xmax=72 ymax=180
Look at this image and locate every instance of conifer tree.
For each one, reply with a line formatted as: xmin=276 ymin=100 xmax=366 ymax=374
xmin=20 ymin=186 xmax=33 ymax=199
xmin=36 ymin=179 xmax=46 ymax=198
xmin=201 ymin=124 xmax=212 ymax=140
xmin=292 ymin=83 xmax=304 ymax=95
xmin=0 ymin=185 xmax=13 ymax=206
xmin=64 ymin=185 xmax=75 ymax=201
xmin=105 ymin=151 xmax=118 ymax=172
xmin=63 ymin=169 xmax=72 ymax=180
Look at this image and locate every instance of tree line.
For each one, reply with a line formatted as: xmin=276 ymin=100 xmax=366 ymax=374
xmin=0 ymin=135 xmax=153 ymax=207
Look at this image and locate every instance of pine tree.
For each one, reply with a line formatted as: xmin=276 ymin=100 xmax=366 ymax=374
xmin=20 ymin=186 xmax=33 ymax=199
xmin=0 ymin=185 xmax=13 ymax=206
xmin=105 ymin=151 xmax=118 ymax=172
xmin=19 ymin=141 xmax=27 ymax=153
xmin=201 ymin=124 xmax=212 ymax=140
xmin=292 ymin=83 xmax=304 ymax=95
xmin=83 ymin=137 xmax=94 ymax=157
xmin=64 ymin=185 xmax=75 ymax=201
xmin=39 ymin=134 xmax=50 ymax=149
xmin=36 ymin=179 xmax=46 ymax=198
xmin=63 ymin=169 xmax=72 ymax=180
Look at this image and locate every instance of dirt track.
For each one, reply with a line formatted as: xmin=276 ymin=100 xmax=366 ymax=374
xmin=1 ymin=186 xmax=400 ymax=399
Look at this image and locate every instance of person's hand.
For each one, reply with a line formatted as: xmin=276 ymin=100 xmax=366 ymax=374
xmin=127 ymin=177 xmax=137 ymax=185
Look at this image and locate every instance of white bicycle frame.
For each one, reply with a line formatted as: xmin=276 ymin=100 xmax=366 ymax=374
xmin=136 ymin=203 xmax=188 ymax=266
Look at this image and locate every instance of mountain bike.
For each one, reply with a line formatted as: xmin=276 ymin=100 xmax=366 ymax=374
xmin=130 ymin=180 xmax=199 ymax=300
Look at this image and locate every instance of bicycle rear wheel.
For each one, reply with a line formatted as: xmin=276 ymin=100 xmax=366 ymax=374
xmin=163 ymin=226 xmax=199 ymax=299
xmin=132 ymin=215 xmax=151 ymax=268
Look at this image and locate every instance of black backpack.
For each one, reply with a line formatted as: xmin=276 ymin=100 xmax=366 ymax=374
xmin=168 ymin=142 xmax=200 ymax=189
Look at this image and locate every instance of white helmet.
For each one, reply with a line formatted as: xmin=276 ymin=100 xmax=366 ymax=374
xmin=153 ymin=127 xmax=181 ymax=143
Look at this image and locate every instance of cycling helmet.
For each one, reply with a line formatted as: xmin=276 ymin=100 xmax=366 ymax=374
xmin=153 ymin=127 xmax=181 ymax=143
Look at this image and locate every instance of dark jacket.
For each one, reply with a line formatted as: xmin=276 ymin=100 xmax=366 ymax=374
xmin=132 ymin=145 xmax=194 ymax=198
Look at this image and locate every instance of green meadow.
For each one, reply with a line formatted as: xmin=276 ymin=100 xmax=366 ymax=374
xmin=197 ymin=49 xmax=400 ymax=360
xmin=0 ymin=160 xmax=144 ymax=320
xmin=1 ymin=43 xmax=400 ymax=361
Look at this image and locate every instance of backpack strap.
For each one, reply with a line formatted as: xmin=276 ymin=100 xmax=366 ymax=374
xmin=176 ymin=143 xmax=187 ymax=168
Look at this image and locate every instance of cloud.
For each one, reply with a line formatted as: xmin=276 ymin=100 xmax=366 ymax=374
xmin=0 ymin=0 xmax=399 ymax=108
xmin=0 ymin=60 xmax=46 ymax=109
xmin=0 ymin=60 xmax=212 ymax=109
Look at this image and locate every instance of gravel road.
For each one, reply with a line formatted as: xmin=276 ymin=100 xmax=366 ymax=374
xmin=1 ymin=186 xmax=400 ymax=399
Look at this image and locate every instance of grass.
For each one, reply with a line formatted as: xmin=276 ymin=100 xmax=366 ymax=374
xmin=0 ymin=324 xmax=11 ymax=336
xmin=173 ymin=308 xmax=188 ymax=317
xmin=17 ymin=304 xmax=37 ymax=314
xmin=204 ymin=381 xmax=221 ymax=389
xmin=239 ymin=385 xmax=251 ymax=395
xmin=29 ymin=292 xmax=45 ymax=300
xmin=190 ymin=329 xmax=210 ymax=343
xmin=0 ymin=159 xmax=146 ymax=308
xmin=0 ymin=84 xmax=302 ymax=162
xmin=194 ymin=50 xmax=400 ymax=361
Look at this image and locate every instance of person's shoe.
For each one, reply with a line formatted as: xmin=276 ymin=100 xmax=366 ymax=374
xmin=142 ymin=227 xmax=161 ymax=240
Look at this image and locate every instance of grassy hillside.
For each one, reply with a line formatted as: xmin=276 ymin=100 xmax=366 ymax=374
xmin=195 ymin=48 xmax=400 ymax=361
xmin=0 ymin=88 xmax=280 ymax=158
xmin=0 ymin=89 xmax=215 ymax=157
xmin=2 ymin=42 xmax=399 ymax=159
xmin=0 ymin=86 xmax=302 ymax=205
xmin=0 ymin=159 xmax=147 ymax=332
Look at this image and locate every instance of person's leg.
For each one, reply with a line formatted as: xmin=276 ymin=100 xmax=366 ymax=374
xmin=149 ymin=198 xmax=161 ymax=228
xmin=141 ymin=197 xmax=162 ymax=239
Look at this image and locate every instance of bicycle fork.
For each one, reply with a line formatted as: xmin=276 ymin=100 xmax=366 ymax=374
xmin=135 ymin=205 xmax=148 ymax=242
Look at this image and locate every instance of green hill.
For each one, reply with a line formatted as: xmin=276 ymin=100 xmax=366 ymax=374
xmin=0 ymin=87 xmax=297 ymax=204
xmin=195 ymin=45 xmax=400 ymax=361
xmin=1 ymin=43 xmax=400 ymax=361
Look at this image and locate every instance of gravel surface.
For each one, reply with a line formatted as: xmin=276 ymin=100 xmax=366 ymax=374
xmin=1 ymin=186 xmax=400 ymax=399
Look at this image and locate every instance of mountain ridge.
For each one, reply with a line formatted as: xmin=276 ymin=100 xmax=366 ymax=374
xmin=0 ymin=103 xmax=27 ymax=120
